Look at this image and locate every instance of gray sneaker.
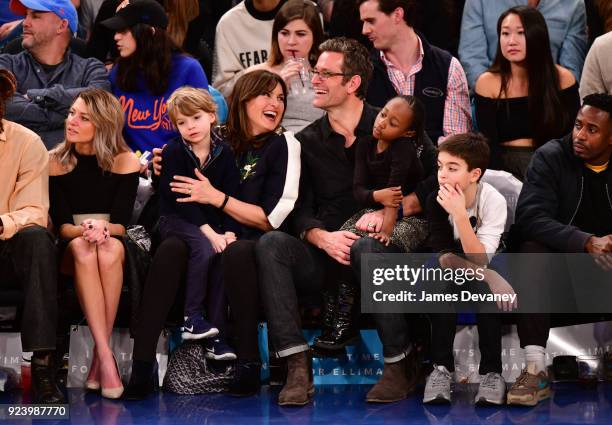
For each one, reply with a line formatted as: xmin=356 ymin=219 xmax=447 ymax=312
xmin=423 ymin=365 xmax=452 ymax=404
xmin=475 ymin=372 xmax=506 ymax=405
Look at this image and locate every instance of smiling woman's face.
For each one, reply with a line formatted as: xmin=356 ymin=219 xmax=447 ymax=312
xmin=245 ymin=83 xmax=286 ymax=136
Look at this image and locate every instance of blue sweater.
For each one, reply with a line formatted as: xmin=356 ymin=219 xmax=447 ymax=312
xmin=110 ymin=54 xmax=208 ymax=153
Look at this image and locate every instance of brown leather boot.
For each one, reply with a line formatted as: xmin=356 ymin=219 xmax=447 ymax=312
xmin=366 ymin=351 xmax=418 ymax=403
xmin=278 ymin=351 xmax=314 ymax=406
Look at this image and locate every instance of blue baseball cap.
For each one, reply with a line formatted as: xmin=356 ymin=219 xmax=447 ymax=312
xmin=10 ymin=0 xmax=78 ymax=34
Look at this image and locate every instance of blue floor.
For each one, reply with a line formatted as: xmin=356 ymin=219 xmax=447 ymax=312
xmin=2 ymin=383 xmax=612 ymax=424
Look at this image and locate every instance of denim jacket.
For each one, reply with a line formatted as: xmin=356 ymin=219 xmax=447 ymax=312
xmin=0 ymin=49 xmax=110 ymax=149
xmin=458 ymin=0 xmax=587 ymax=88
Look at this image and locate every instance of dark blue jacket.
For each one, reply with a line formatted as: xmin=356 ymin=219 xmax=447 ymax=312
xmin=366 ymin=34 xmax=451 ymax=143
xmin=159 ymin=130 xmax=241 ymax=235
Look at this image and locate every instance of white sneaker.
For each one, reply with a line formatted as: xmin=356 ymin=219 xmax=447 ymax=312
xmin=475 ymin=372 xmax=506 ymax=405
xmin=423 ymin=365 xmax=452 ymax=404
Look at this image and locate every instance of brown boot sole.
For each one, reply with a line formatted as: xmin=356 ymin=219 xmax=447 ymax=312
xmin=366 ymin=393 xmax=408 ymax=403
xmin=278 ymin=383 xmax=314 ymax=407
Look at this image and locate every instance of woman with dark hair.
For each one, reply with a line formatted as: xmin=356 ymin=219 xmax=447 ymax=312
xmin=101 ymin=0 xmax=208 ymax=153
xmin=246 ymin=0 xmax=324 ymax=132
xmin=49 ymin=88 xmax=140 ymax=399
xmin=474 ymin=6 xmax=579 ymax=180
xmin=124 ymin=70 xmax=301 ymax=399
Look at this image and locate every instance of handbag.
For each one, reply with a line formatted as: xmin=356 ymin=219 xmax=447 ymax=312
xmin=163 ymin=342 xmax=234 ymax=394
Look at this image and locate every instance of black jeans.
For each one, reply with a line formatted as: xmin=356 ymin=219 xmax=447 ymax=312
xmin=425 ymin=192 xmax=503 ymax=373
xmin=256 ymin=231 xmax=337 ymax=358
xmin=514 ymin=240 xmax=554 ymax=348
xmin=350 ymin=236 xmax=413 ymax=362
xmin=0 ymin=226 xmax=58 ymax=352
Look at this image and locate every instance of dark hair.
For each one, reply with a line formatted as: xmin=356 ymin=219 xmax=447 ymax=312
xmin=114 ymin=24 xmax=180 ymax=95
xmin=395 ymin=95 xmax=425 ymax=137
xmin=224 ymin=70 xmax=287 ymax=155
xmin=269 ymin=0 xmax=324 ymax=67
xmin=356 ymin=0 xmax=417 ymax=27
xmin=0 ymin=69 xmax=16 ymax=132
xmin=318 ymin=37 xmax=373 ymax=99
xmin=489 ymin=6 xmax=565 ymax=148
xmin=582 ymin=93 xmax=612 ymax=120
xmin=438 ymin=133 xmax=490 ymax=178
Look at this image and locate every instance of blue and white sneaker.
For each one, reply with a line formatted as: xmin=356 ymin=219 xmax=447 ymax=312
xmin=204 ymin=338 xmax=237 ymax=361
xmin=181 ymin=315 xmax=219 ymax=340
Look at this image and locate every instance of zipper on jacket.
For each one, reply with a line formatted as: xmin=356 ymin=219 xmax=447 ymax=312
xmin=606 ymin=184 xmax=612 ymax=213
xmin=568 ymin=176 xmax=584 ymax=225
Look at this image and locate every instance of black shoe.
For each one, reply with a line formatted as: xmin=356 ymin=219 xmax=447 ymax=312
xmin=312 ymin=290 xmax=337 ymax=348
xmin=31 ymin=358 xmax=66 ymax=404
xmin=228 ymin=361 xmax=261 ymax=397
xmin=314 ymin=282 xmax=360 ymax=350
xmin=122 ymin=360 xmax=159 ymax=401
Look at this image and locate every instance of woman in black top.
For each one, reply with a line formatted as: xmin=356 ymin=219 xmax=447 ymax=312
xmin=474 ymin=6 xmax=580 ymax=180
xmin=48 ymin=88 xmax=140 ymax=399
xmin=125 ymin=70 xmax=301 ymax=399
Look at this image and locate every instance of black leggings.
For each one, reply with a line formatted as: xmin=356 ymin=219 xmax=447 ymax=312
xmin=132 ymin=238 xmax=261 ymax=363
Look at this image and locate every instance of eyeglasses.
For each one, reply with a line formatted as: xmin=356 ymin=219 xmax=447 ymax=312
xmin=312 ymin=69 xmax=348 ymax=80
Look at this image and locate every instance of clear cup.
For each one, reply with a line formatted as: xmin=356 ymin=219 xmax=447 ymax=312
xmin=577 ymin=355 xmax=601 ymax=388
xmin=285 ymin=57 xmax=311 ymax=95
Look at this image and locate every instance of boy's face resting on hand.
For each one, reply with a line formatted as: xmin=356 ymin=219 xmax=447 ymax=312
xmin=437 ymin=151 xmax=481 ymax=194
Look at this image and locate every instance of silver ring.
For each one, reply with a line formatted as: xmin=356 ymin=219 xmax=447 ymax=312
xmin=367 ymin=223 xmax=374 ymax=228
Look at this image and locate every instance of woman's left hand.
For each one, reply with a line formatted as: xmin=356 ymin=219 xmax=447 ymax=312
xmin=171 ymin=168 xmax=223 ymax=205
xmin=82 ymin=219 xmax=110 ymax=245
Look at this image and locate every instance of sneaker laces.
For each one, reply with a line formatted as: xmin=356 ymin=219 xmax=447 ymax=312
xmin=513 ymin=369 xmax=532 ymax=389
xmin=429 ymin=366 xmax=451 ymax=389
xmin=480 ymin=372 xmax=502 ymax=390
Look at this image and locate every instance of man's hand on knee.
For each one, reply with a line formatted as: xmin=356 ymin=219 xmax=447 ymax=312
xmin=308 ymin=228 xmax=360 ymax=265
xmin=355 ymin=210 xmax=384 ymax=233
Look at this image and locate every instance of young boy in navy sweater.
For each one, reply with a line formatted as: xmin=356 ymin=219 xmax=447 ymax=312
xmin=159 ymin=87 xmax=240 ymax=360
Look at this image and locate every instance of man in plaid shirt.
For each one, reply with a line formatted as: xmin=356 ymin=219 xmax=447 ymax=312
xmin=358 ymin=0 xmax=471 ymax=145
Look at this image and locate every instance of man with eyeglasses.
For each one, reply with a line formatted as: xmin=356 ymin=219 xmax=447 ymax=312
xmin=255 ymin=37 xmax=437 ymax=406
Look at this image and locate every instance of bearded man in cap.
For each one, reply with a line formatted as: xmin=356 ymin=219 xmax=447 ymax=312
xmin=0 ymin=0 xmax=109 ymax=149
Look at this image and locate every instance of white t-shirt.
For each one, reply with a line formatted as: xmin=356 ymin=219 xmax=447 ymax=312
xmin=450 ymin=181 xmax=507 ymax=256
xmin=212 ymin=2 xmax=275 ymax=97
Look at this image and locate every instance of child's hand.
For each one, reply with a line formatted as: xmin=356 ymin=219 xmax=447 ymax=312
xmin=436 ymin=183 xmax=467 ymax=218
xmin=204 ymin=231 xmax=228 ymax=253
xmin=370 ymin=231 xmax=391 ymax=246
xmin=224 ymin=231 xmax=237 ymax=245
xmin=373 ymin=187 xmax=403 ymax=208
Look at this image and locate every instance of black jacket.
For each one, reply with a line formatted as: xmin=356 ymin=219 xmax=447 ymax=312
xmin=514 ymin=133 xmax=612 ymax=252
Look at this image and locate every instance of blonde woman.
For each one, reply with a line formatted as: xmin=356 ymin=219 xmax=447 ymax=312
xmin=49 ymin=88 xmax=140 ymax=399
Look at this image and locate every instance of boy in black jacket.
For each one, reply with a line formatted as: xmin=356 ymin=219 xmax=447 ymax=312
xmin=159 ymin=87 xmax=240 ymax=359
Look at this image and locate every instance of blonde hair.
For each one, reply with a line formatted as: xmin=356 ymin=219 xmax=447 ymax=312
xmin=164 ymin=0 xmax=199 ymax=47
xmin=166 ymin=86 xmax=217 ymax=127
xmin=50 ymin=88 xmax=130 ymax=172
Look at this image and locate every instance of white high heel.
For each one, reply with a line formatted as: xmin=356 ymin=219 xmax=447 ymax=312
xmin=101 ymin=354 xmax=124 ymax=399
